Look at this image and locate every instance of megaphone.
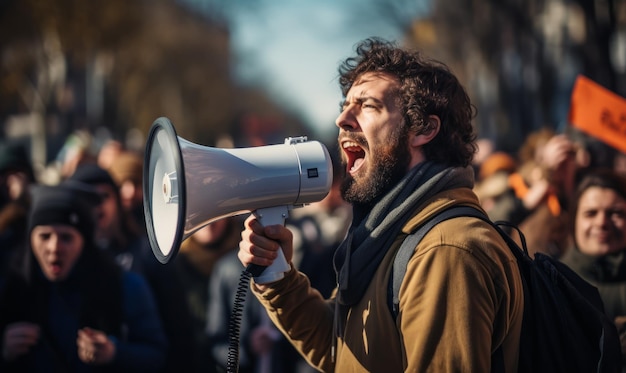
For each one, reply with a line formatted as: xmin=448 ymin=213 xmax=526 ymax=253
xmin=143 ymin=117 xmax=333 ymax=283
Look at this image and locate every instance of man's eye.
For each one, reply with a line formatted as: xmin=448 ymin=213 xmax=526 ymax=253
xmin=361 ymin=100 xmax=381 ymax=110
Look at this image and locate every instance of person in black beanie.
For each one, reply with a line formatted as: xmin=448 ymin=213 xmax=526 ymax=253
xmin=67 ymin=162 xmax=143 ymax=251
xmin=67 ymin=162 xmax=196 ymax=372
xmin=0 ymin=184 xmax=168 ymax=372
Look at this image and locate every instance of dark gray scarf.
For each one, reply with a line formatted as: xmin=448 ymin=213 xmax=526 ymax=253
xmin=333 ymin=161 xmax=475 ymax=307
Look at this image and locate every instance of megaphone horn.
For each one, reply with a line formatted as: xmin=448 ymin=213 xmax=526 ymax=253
xmin=143 ymin=117 xmax=333 ymax=283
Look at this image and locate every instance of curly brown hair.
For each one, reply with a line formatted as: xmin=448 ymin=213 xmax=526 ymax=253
xmin=338 ymin=38 xmax=477 ymax=167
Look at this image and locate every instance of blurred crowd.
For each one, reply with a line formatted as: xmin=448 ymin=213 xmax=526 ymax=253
xmin=1 ymin=122 xmax=626 ymax=371
xmin=473 ymin=126 xmax=626 ymax=369
xmin=474 ymin=126 xmax=626 ymax=258
xmin=0 ymin=130 xmax=351 ymax=373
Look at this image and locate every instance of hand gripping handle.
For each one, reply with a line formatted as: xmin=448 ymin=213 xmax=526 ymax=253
xmin=245 ymin=206 xmax=291 ymax=284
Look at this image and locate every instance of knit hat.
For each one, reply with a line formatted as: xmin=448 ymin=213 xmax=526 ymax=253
xmin=0 ymin=141 xmax=35 ymax=181
xmin=478 ymin=152 xmax=517 ymax=181
xmin=28 ymin=184 xmax=96 ymax=243
xmin=68 ymin=163 xmax=118 ymax=190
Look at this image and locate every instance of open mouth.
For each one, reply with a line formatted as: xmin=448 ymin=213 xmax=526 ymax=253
xmin=342 ymin=140 xmax=366 ymax=174
xmin=49 ymin=260 xmax=63 ymax=275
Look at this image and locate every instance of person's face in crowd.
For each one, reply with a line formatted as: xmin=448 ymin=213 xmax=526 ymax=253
xmin=335 ymin=72 xmax=410 ymax=204
xmin=192 ymin=218 xmax=230 ymax=248
xmin=119 ymin=179 xmax=143 ymax=213
xmin=4 ymin=171 xmax=30 ymax=202
xmin=575 ymin=186 xmax=626 ymax=256
xmin=31 ymin=225 xmax=84 ymax=281
xmin=94 ymin=184 xmax=119 ymax=234
xmin=0 ymin=170 xmax=29 ymax=205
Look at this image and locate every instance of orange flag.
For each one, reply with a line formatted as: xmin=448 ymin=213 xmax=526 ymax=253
xmin=568 ymin=75 xmax=626 ymax=154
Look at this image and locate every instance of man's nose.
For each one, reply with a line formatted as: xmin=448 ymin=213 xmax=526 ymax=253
xmin=335 ymin=105 xmax=358 ymax=130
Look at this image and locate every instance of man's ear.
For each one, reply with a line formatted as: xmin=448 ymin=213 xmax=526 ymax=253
xmin=410 ymin=115 xmax=441 ymax=147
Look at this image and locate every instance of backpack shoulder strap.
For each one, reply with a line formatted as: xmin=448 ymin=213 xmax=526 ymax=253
xmin=390 ymin=205 xmax=488 ymax=318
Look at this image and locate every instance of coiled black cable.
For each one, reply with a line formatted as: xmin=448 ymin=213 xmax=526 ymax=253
xmin=226 ymin=268 xmax=254 ymax=373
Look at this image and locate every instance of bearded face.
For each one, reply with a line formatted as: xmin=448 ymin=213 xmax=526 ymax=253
xmin=336 ymin=72 xmax=413 ymax=205
xmin=340 ymin=124 xmax=410 ymax=205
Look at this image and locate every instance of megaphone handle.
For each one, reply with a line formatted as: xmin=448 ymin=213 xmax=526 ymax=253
xmin=245 ymin=206 xmax=292 ymax=284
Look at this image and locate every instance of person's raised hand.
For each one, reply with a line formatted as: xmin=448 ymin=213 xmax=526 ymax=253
xmin=76 ymin=327 xmax=115 ymax=365
xmin=239 ymin=214 xmax=294 ymax=280
xmin=537 ymin=134 xmax=577 ymax=173
xmin=2 ymin=322 xmax=40 ymax=361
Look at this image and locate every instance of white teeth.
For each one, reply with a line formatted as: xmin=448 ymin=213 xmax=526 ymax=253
xmin=342 ymin=141 xmax=359 ymax=149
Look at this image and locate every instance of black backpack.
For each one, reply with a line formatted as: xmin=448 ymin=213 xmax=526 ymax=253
xmin=389 ymin=205 xmax=622 ymax=373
